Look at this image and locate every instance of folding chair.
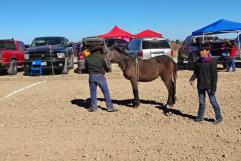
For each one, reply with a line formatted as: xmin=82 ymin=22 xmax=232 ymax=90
xmin=30 ymin=60 xmax=42 ymax=76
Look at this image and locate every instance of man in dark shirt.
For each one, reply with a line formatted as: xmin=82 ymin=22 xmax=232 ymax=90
xmin=85 ymin=47 xmax=117 ymax=112
xmin=189 ymin=43 xmax=223 ymax=124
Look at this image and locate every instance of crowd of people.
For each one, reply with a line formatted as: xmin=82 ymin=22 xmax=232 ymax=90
xmin=221 ymin=40 xmax=237 ymax=72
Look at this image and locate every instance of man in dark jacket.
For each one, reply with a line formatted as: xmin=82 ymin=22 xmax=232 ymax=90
xmin=189 ymin=43 xmax=223 ymax=124
xmin=85 ymin=47 xmax=117 ymax=112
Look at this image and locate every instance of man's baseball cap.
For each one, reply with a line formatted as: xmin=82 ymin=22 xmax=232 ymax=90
xmin=199 ymin=43 xmax=211 ymax=50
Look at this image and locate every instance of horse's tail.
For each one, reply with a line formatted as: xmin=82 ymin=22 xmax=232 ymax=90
xmin=172 ymin=60 xmax=177 ymax=104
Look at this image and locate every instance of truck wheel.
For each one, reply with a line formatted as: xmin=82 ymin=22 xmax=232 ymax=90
xmin=187 ymin=53 xmax=195 ymax=70
xmin=7 ymin=59 xmax=17 ymax=75
xmin=62 ymin=58 xmax=69 ymax=74
xmin=24 ymin=66 xmax=30 ymax=76
xmin=108 ymin=63 xmax=112 ymax=72
xmin=177 ymin=52 xmax=185 ymax=67
xmin=69 ymin=55 xmax=74 ymax=69
xmin=77 ymin=62 xmax=83 ymax=74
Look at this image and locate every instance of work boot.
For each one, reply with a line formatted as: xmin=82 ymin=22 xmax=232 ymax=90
xmin=107 ymin=107 xmax=118 ymax=112
xmin=88 ymin=107 xmax=98 ymax=112
xmin=214 ymin=117 xmax=223 ymax=124
xmin=194 ymin=117 xmax=204 ymax=122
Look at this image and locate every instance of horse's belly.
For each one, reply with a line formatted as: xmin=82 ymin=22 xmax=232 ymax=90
xmin=139 ymin=75 xmax=158 ymax=82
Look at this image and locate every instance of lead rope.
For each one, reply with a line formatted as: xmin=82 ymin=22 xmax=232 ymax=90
xmin=135 ymin=58 xmax=139 ymax=82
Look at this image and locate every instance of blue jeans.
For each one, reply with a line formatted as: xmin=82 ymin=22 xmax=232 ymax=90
xmin=229 ymin=58 xmax=236 ymax=71
xmin=222 ymin=53 xmax=229 ymax=70
xmin=197 ymin=89 xmax=222 ymax=120
xmin=89 ymin=74 xmax=113 ymax=109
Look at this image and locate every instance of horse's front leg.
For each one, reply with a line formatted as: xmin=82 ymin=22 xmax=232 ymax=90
xmin=130 ymin=79 xmax=140 ymax=107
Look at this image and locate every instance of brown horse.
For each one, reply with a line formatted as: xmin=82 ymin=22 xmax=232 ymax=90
xmin=105 ymin=47 xmax=177 ymax=107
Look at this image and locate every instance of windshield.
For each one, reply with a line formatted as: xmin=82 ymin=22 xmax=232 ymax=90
xmin=192 ymin=36 xmax=219 ymax=43
xmin=0 ymin=41 xmax=16 ymax=50
xmin=31 ymin=37 xmax=65 ymax=47
xmin=142 ymin=40 xmax=170 ymax=49
xmin=106 ymin=39 xmax=128 ymax=47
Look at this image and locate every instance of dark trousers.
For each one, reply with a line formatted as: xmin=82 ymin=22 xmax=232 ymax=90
xmin=89 ymin=74 xmax=113 ymax=109
xmin=197 ymin=89 xmax=222 ymax=120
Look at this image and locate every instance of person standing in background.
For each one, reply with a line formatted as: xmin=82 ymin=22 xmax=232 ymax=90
xmin=228 ymin=40 xmax=237 ymax=72
xmin=189 ymin=43 xmax=223 ymax=124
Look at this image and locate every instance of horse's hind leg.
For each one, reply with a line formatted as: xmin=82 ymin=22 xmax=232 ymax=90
xmin=130 ymin=79 xmax=140 ymax=107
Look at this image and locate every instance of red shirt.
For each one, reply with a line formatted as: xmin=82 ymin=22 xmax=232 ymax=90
xmin=229 ymin=45 xmax=237 ymax=58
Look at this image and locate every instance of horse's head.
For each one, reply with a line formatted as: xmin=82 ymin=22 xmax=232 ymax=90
xmin=105 ymin=46 xmax=128 ymax=63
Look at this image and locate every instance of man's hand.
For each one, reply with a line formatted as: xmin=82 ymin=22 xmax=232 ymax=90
xmin=189 ymin=74 xmax=196 ymax=89
xmin=210 ymin=89 xmax=216 ymax=95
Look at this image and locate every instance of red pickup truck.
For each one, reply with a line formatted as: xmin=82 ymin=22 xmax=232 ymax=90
xmin=0 ymin=39 xmax=25 ymax=75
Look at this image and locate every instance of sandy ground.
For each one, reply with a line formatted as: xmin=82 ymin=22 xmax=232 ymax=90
xmin=0 ymin=64 xmax=241 ymax=161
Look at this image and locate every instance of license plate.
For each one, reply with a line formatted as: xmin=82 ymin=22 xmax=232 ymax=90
xmin=41 ymin=62 xmax=47 ymax=66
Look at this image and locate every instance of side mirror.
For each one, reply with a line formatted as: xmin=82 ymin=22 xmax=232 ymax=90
xmin=25 ymin=44 xmax=30 ymax=49
xmin=65 ymin=42 xmax=73 ymax=48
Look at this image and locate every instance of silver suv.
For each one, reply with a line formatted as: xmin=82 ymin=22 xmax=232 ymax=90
xmin=127 ymin=37 xmax=172 ymax=59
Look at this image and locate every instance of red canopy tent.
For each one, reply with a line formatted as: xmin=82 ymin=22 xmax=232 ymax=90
xmin=134 ymin=29 xmax=162 ymax=38
xmin=99 ymin=25 xmax=133 ymax=39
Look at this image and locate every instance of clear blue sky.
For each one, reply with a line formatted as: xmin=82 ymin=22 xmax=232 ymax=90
xmin=1 ymin=0 xmax=241 ymax=44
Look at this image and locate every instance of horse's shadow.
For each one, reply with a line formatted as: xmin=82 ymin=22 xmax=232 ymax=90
xmin=71 ymin=98 xmax=214 ymax=122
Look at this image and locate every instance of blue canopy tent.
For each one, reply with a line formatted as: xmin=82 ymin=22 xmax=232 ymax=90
xmin=192 ymin=19 xmax=241 ymax=36
xmin=192 ymin=19 xmax=241 ymax=59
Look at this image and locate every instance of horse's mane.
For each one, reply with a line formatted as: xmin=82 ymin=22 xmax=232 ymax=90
xmin=89 ymin=46 xmax=104 ymax=54
xmin=112 ymin=46 xmax=131 ymax=58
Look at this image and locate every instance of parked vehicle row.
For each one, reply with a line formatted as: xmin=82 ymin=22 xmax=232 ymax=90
xmin=0 ymin=36 xmax=175 ymax=76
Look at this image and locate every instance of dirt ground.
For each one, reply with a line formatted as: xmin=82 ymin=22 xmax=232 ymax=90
xmin=0 ymin=63 xmax=241 ymax=161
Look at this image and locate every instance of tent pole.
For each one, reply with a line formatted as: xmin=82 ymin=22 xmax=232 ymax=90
xmin=238 ymin=32 xmax=241 ymax=59
xmin=202 ymin=34 xmax=204 ymax=43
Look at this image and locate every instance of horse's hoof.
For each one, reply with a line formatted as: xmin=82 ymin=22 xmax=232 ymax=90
xmin=132 ymin=103 xmax=140 ymax=108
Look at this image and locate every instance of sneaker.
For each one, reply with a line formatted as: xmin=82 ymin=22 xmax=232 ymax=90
xmin=107 ymin=108 xmax=118 ymax=112
xmin=214 ymin=117 xmax=223 ymax=124
xmin=194 ymin=117 xmax=204 ymax=122
xmin=88 ymin=107 xmax=98 ymax=112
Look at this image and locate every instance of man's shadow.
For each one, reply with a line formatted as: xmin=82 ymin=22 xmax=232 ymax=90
xmin=71 ymin=98 xmax=214 ymax=122
xmin=71 ymin=98 xmax=90 ymax=109
xmin=71 ymin=98 xmax=109 ymax=111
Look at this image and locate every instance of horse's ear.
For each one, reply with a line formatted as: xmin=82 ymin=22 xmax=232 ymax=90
xmin=90 ymin=46 xmax=104 ymax=54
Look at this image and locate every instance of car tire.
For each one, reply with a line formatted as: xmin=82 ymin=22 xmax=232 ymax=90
xmin=177 ymin=52 xmax=185 ymax=69
xmin=24 ymin=66 xmax=30 ymax=76
xmin=107 ymin=63 xmax=112 ymax=72
xmin=188 ymin=53 xmax=198 ymax=70
xmin=7 ymin=59 xmax=17 ymax=75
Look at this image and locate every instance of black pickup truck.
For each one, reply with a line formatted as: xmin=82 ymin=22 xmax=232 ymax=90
xmin=24 ymin=36 xmax=74 ymax=75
